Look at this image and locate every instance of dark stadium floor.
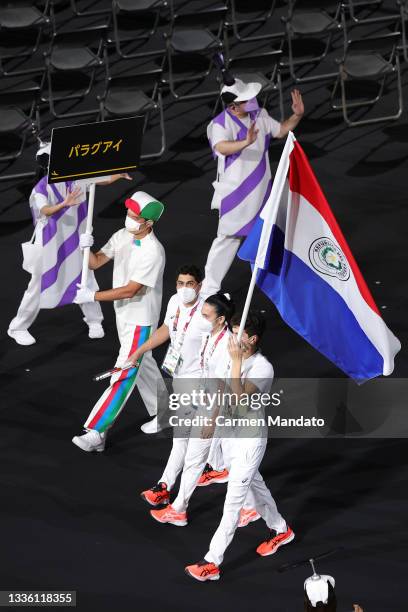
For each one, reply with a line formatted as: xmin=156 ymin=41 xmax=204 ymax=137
xmin=0 ymin=1 xmax=407 ymax=610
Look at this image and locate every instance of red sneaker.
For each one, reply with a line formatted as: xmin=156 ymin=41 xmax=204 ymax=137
xmin=197 ymin=464 xmax=229 ymax=487
xmin=150 ymin=504 xmax=188 ymax=526
xmin=185 ymin=560 xmax=220 ymax=582
xmin=256 ymin=526 xmax=295 ymax=557
xmin=140 ymin=482 xmax=170 ymax=507
xmin=238 ymin=508 xmax=261 ymax=528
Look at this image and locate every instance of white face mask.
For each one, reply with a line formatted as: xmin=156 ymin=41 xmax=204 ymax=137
xmin=198 ymin=317 xmax=213 ymax=334
xmin=125 ymin=215 xmax=144 ymax=232
xmin=177 ymin=287 xmax=197 ymax=305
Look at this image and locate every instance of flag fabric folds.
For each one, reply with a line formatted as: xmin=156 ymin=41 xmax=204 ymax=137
xmin=238 ymin=132 xmax=400 ymax=381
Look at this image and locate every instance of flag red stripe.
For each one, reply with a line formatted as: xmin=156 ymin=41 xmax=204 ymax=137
xmin=288 ymin=141 xmax=379 ymax=315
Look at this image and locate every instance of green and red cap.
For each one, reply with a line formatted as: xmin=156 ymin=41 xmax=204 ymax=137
xmin=125 ymin=191 xmax=164 ymax=222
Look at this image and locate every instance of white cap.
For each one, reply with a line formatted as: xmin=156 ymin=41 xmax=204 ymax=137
xmin=304 ymin=575 xmax=335 ymax=607
xmin=221 ymin=78 xmax=262 ymax=102
xmin=36 ymin=141 xmax=51 ymax=157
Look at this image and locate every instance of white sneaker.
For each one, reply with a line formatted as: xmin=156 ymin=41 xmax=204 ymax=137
xmin=7 ymin=329 xmax=36 ymax=346
xmin=88 ymin=323 xmax=105 ymax=339
xmin=140 ymin=416 xmax=162 ymax=434
xmin=72 ymin=430 xmax=106 ymax=452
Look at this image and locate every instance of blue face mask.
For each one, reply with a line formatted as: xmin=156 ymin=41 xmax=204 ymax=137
xmin=243 ymin=97 xmax=259 ymax=112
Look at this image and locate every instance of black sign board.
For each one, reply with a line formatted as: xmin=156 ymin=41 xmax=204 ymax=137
xmin=48 ymin=116 xmax=144 ymax=183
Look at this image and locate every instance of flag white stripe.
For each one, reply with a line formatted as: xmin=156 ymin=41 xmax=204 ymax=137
xmin=257 ymin=133 xmax=295 ymax=268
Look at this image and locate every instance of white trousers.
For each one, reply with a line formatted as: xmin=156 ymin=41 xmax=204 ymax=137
xmin=221 ymin=438 xmax=255 ymax=511
xmin=204 ymin=438 xmax=286 ymax=567
xmin=171 ymin=437 xmax=213 ymax=512
xmin=9 ymin=272 xmax=103 ymax=332
xmin=160 ymin=437 xmax=189 ymax=490
xmin=160 ymin=379 xmax=201 ymax=490
xmin=207 ymin=437 xmax=224 ymax=472
xmin=201 ymin=231 xmax=242 ymax=298
xmin=169 ymin=435 xmax=259 ymax=512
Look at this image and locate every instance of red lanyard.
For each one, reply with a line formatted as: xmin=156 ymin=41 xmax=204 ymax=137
xmin=173 ymin=302 xmax=199 ymax=334
xmin=200 ymin=325 xmax=228 ymax=371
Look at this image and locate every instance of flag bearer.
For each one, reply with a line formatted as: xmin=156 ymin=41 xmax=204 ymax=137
xmin=185 ymin=311 xmax=294 ymax=582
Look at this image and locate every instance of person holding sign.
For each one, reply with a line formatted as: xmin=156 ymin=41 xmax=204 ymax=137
xmin=202 ymin=79 xmax=304 ymax=297
xmin=7 ymin=143 xmax=131 ymax=346
xmin=122 ymin=264 xmax=206 ymax=506
xmin=72 ymin=191 xmax=165 ymax=450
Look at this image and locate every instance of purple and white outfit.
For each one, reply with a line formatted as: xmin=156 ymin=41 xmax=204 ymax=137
xmin=202 ymin=108 xmax=281 ymax=297
xmin=9 ymin=177 xmax=103 ymax=334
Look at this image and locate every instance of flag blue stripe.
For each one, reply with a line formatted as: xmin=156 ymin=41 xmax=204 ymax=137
xmin=246 ymin=223 xmax=383 ymax=380
xmin=238 ymin=214 xmax=282 ymax=270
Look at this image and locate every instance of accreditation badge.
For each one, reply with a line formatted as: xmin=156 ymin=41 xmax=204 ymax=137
xmin=161 ymin=345 xmax=182 ymax=376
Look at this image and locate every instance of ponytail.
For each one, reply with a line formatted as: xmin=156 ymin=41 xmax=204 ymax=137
xmin=205 ymin=292 xmax=235 ymax=327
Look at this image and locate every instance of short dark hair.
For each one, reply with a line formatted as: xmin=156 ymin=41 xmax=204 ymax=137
xmin=176 ymin=264 xmax=203 ymax=284
xmin=221 ymin=92 xmax=237 ymax=105
xmin=205 ymin=292 xmax=235 ymax=325
xmin=230 ymin=310 xmax=266 ymax=342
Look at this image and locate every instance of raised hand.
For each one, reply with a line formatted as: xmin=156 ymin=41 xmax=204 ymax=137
xmin=64 ymin=187 xmax=82 ymax=208
xmin=245 ymin=121 xmax=259 ymax=146
xmin=291 ymin=89 xmax=304 ymax=117
xmin=228 ymin=335 xmax=244 ymax=361
xmin=107 ymin=173 xmax=133 ymax=184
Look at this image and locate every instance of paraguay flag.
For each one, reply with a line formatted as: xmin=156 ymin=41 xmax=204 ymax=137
xmin=238 ymin=132 xmax=401 ymax=381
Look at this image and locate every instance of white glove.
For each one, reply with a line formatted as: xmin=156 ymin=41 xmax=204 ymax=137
xmin=79 ymin=232 xmax=94 ymax=250
xmin=73 ymin=283 xmax=95 ymax=304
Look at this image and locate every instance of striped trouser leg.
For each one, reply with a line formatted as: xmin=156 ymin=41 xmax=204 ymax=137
xmin=84 ymin=324 xmax=152 ymax=433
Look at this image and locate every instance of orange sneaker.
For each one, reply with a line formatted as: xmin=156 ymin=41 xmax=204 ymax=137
xmin=140 ymin=482 xmax=170 ymax=507
xmin=256 ymin=526 xmax=295 ymax=556
xmin=150 ymin=504 xmax=188 ymax=526
xmin=185 ymin=560 xmax=220 ymax=582
xmin=238 ymin=508 xmax=261 ymax=528
xmin=197 ymin=464 xmax=229 ymax=487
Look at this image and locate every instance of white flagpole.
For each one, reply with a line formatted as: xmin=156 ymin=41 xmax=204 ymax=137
xmin=237 ymin=264 xmax=259 ymax=343
xmin=80 ymin=182 xmax=96 ymax=287
xmin=237 ymin=132 xmax=295 ymax=343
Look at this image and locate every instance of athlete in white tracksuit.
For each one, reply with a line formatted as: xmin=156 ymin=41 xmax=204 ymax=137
xmin=185 ymin=311 xmax=294 ymax=581
xmin=124 ymin=264 xmax=207 ymax=505
xmin=149 ymin=293 xmax=235 ymax=525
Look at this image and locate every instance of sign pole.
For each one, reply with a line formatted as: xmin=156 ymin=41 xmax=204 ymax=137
xmin=80 ymin=182 xmax=96 ymax=288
